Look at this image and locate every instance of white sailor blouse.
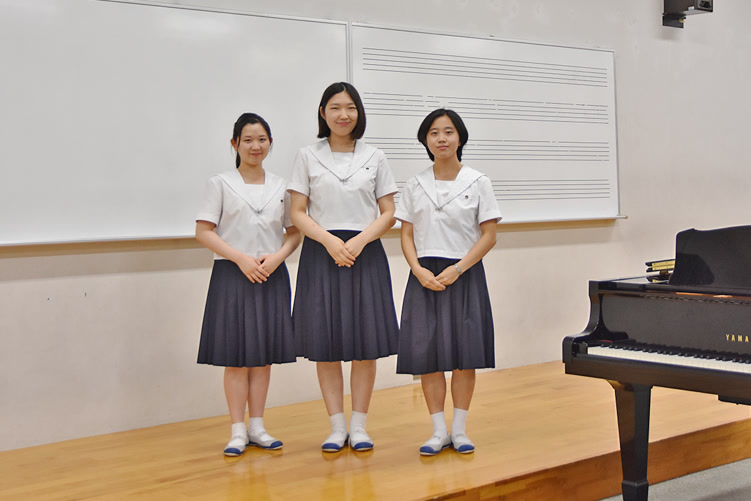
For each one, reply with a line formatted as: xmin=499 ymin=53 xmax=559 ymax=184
xmin=196 ymin=169 xmax=292 ymax=260
xmin=395 ymin=166 xmax=501 ymax=259
xmin=288 ymin=139 xmax=397 ymax=231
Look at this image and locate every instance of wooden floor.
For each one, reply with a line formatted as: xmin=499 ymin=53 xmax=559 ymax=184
xmin=2 ymin=361 xmax=751 ymax=501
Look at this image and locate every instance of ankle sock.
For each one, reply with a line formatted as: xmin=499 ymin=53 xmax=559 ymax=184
xmin=431 ymin=411 xmax=448 ymax=438
xmin=329 ymin=412 xmax=347 ymax=433
xmin=248 ymin=417 xmax=265 ymax=436
xmin=451 ymin=408 xmax=468 ymax=436
xmin=231 ymin=422 xmax=247 ymax=438
xmin=350 ymin=411 xmax=367 ymax=433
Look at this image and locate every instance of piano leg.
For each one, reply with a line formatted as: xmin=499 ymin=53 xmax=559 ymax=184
xmin=609 ymin=381 xmax=652 ymax=501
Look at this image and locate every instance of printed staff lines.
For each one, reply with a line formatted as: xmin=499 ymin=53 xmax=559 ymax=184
xmin=392 ymin=179 xmax=610 ymax=203
xmin=361 ymin=47 xmax=609 ymax=87
xmin=362 ymin=92 xmax=609 ymax=125
xmin=466 ymin=139 xmax=609 ymax=161
xmin=365 ymin=137 xmax=610 ymax=162
xmin=362 ymin=60 xmax=605 ymax=84
xmin=491 ymin=179 xmax=611 ymax=200
xmin=360 ymin=48 xmax=609 ymax=76
xmin=362 ymin=47 xmax=606 ymax=72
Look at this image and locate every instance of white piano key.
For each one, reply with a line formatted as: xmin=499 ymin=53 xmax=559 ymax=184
xmin=587 ymin=346 xmax=751 ymax=374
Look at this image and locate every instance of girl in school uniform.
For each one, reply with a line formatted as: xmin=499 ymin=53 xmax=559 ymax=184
xmin=288 ymin=82 xmax=399 ymax=453
xmin=196 ymin=113 xmax=301 ymax=457
xmin=395 ymin=109 xmax=501 ymax=456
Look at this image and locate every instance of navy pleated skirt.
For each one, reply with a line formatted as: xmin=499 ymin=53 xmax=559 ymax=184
xmin=293 ymin=230 xmax=399 ymax=362
xmin=397 ymin=257 xmax=495 ymax=375
xmin=197 ymin=259 xmax=296 ymax=367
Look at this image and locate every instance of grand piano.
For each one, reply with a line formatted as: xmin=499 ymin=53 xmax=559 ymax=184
xmin=563 ymin=225 xmax=751 ymax=501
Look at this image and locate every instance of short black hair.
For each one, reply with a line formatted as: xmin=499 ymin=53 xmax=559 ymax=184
xmin=416 ymin=108 xmax=469 ymax=161
xmin=317 ymin=82 xmax=366 ymax=140
xmin=232 ymin=113 xmax=272 ymax=168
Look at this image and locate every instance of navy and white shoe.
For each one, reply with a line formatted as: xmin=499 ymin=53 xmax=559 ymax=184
xmin=450 ymin=433 xmax=475 ymax=454
xmin=224 ymin=434 xmax=247 ymax=456
xmin=349 ymin=428 xmax=373 ymax=451
xmin=419 ymin=434 xmax=451 ymax=456
xmin=248 ymin=430 xmax=283 ymax=450
xmin=321 ymin=429 xmax=348 ymax=452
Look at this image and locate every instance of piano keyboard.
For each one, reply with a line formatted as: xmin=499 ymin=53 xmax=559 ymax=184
xmin=587 ymin=344 xmax=751 ymax=374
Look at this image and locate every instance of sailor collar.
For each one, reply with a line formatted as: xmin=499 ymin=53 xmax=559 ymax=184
xmin=307 ymin=138 xmax=378 ymax=183
xmin=217 ymin=169 xmax=284 ymax=215
xmin=415 ymin=165 xmax=485 ymax=209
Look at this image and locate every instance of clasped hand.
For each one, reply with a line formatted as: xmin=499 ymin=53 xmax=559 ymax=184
xmin=237 ymin=253 xmax=281 ymax=283
xmin=325 ymin=234 xmax=366 ymax=267
xmin=414 ymin=264 xmax=461 ymax=291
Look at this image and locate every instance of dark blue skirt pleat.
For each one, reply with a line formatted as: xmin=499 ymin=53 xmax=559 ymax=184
xmin=293 ymin=230 xmax=399 ymax=362
xmin=397 ymin=257 xmax=495 ymax=375
xmin=197 ymin=260 xmax=295 ymax=367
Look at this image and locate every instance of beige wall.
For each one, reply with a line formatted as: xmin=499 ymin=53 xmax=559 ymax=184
xmin=3 ymin=0 xmax=750 ymax=451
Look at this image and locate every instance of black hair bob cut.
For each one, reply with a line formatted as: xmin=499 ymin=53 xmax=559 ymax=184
xmin=416 ymin=108 xmax=469 ymax=161
xmin=317 ymin=82 xmax=366 ymax=140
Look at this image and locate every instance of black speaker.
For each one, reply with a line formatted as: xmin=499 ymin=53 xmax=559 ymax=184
xmin=663 ymin=0 xmax=713 ymax=28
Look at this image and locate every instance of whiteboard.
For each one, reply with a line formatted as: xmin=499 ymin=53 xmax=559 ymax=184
xmin=0 ymin=0 xmax=347 ymax=245
xmin=351 ymin=25 xmax=620 ymax=223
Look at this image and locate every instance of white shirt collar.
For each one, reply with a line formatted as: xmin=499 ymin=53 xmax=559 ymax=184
xmin=307 ymin=138 xmax=378 ymax=181
xmin=217 ymin=169 xmax=284 ymax=213
xmin=415 ymin=165 xmax=485 ymax=208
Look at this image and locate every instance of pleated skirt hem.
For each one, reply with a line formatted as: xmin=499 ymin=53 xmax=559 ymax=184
xmin=293 ymin=231 xmax=399 ymax=362
xmin=197 ymin=259 xmax=296 ymax=368
xmin=396 ymin=257 xmax=495 ymax=375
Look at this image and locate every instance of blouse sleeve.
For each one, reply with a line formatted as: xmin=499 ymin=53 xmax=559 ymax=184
xmin=394 ymin=178 xmax=415 ymax=223
xmin=283 ymin=189 xmax=293 ymax=229
xmin=476 ymin=176 xmax=502 ymax=224
xmin=195 ymin=176 xmax=223 ymax=225
xmin=374 ymin=150 xmax=398 ymax=199
xmin=287 ymin=149 xmax=310 ymax=196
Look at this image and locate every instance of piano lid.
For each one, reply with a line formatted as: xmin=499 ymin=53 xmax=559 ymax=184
xmin=669 ymin=225 xmax=751 ymax=290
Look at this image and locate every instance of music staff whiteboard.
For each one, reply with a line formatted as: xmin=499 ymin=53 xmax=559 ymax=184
xmin=1 ymin=5 xmax=621 ymax=246
xmin=0 ymin=0 xmax=347 ymax=245
xmin=351 ymin=25 xmax=620 ymax=223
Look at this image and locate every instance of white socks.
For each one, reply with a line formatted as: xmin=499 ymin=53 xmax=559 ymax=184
xmin=350 ymin=411 xmax=367 ymax=435
xmin=451 ymin=408 xmax=475 ymax=453
xmin=322 ymin=412 xmax=349 ymax=452
xmin=231 ymin=422 xmax=247 ymax=438
xmin=420 ymin=412 xmax=451 ymax=455
xmin=224 ymin=422 xmax=248 ymax=456
xmin=451 ymin=408 xmax=468 ymax=436
xmin=247 ymin=417 xmax=283 ymax=449
xmin=349 ymin=411 xmax=373 ymax=450
xmin=419 ymin=409 xmax=474 ymax=454
xmin=322 ymin=412 xmax=373 ymax=451
xmin=248 ymin=417 xmax=266 ymax=438
xmin=431 ymin=411 xmax=449 ymax=438
xmin=330 ymin=412 xmax=347 ymax=433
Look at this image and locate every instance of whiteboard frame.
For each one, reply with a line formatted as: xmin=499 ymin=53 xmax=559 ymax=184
xmin=98 ymin=0 xmax=345 ymax=26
